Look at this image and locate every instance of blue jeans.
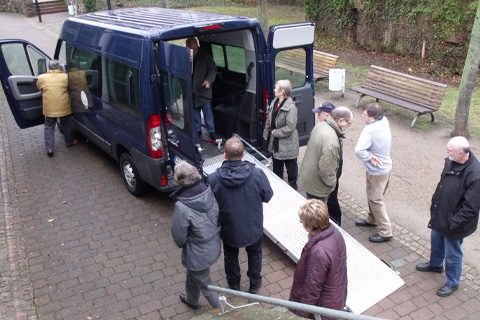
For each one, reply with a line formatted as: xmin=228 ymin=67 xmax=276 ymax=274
xmin=193 ymin=101 xmax=215 ymax=133
xmin=44 ymin=115 xmax=74 ymax=150
xmin=429 ymin=229 xmax=464 ymax=286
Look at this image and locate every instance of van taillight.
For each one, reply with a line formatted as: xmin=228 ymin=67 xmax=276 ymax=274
xmin=262 ymin=88 xmax=269 ymax=125
xmin=147 ymin=115 xmax=163 ymax=159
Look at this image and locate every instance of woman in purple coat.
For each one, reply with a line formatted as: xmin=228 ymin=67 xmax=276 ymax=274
xmin=289 ymin=199 xmax=348 ymax=319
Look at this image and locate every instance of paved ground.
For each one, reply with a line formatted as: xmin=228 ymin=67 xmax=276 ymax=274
xmin=1 ymin=10 xmax=480 ymax=320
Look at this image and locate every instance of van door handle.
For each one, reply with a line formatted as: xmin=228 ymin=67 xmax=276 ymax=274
xmin=167 ymin=138 xmax=179 ymax=147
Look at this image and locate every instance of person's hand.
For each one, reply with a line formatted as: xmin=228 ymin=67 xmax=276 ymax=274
xmin=202 ymin=80 xmax=211 ymax=89
xmin=370 ymin=155 xmax=383 ymax=167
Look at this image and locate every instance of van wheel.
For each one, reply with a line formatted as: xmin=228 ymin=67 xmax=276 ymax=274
xmin=120 ymin=153 xmax=146 ymax=196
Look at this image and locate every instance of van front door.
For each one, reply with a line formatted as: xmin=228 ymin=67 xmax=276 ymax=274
xmin=267 ymin=23 xmax=315 ymax=146
xmin=156 ymin=41 xmax=199 ymax=169
xmin=0 ymin=40 xmax=49 ymax=128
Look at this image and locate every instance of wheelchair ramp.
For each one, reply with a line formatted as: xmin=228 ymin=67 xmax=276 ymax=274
xmin=203 ymin=153 xmax=405 ymax=314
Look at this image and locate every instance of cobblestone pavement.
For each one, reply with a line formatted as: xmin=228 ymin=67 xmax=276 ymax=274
xmin=1 ymin=11 xmax=480 ymax=320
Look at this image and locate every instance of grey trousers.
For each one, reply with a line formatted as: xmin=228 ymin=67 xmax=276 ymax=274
xmin=44 ymin=115 xmax=74 ymax=150
xmin=185 ymin=268 xmax=221 ymax=308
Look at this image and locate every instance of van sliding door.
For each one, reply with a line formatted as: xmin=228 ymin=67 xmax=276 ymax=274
xmin=156 ymin=41 xmax=199 ymax=168
xmin=266 ymin=23 xmax=315 ymax=146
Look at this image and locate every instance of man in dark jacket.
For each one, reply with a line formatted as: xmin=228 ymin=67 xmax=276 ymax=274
xmin=207 ymin=137 xmax=274 ymax=294
xmin=416 ymin=136 xmax=480 ymax=297
xmin=186 ymin=37 xmax=218 ymax=140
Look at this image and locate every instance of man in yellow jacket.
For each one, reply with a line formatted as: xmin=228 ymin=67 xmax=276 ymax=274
xmin=36 ymin=60 xmax=77 ymax=156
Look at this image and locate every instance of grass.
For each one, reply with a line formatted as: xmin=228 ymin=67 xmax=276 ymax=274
xmin=188 ymin=4 xmax=480 ymax=133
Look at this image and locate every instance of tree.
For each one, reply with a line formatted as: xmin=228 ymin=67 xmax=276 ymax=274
xmin=257 ymin=0 xmax=268 ymax=39
xmin=453 ymin=0 xmax=480 ymax=137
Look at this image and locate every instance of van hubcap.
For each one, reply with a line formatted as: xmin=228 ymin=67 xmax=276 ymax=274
xmin=123 ymin=162 xmax=136 ymax=188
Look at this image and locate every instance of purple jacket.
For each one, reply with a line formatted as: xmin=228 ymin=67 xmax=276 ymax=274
xmin=289 ymin=224 xmax=347 ymax=319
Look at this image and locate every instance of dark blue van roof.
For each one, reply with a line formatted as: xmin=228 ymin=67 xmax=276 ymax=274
xmin=69 ymin=7 xmax=259 ymax=38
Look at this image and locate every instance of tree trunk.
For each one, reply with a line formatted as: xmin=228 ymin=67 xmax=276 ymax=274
xmin=257 ymin=0 xmax=268 ymax=39
xmin=453 ymin=0 xmax=480 ymax=137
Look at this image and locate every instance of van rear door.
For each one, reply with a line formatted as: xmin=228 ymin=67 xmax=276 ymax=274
xmin=156 ymin=41 xmax=199 ymax=168
xmin=0 ymin=40 xmax=49 ymax=128
xmin=267 ymin=23 xmax=315 ymax=146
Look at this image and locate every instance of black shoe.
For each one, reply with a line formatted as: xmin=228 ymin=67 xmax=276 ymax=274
xmin=209 ymin=132 xmax=218 ymax=140
xmin=416 ymin=262 xmax=444 ymax=273
xmin=437 ymin=284 xmax=459 ymax=297
xmin=47 ymin=149 xmax=54 ymax=157
xmin=229 ymin=284 xmax=240 ymax=291
xmin=355 ymin=219 xmax=377 ymax=227
xmin=249 ymin=285 xmax=260 ymax=294
xmin=369 ymin=233 xmax=393 ymax=242
xmin=179 ymin=293 xmax=199 ymax=309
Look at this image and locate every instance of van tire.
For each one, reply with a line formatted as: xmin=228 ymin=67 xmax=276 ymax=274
xmin=120 ymin=153 xmax=146 ymax=196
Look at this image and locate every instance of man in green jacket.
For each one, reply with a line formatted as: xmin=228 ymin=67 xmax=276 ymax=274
xmin=298 ymin=107 xmax=352 ymax=201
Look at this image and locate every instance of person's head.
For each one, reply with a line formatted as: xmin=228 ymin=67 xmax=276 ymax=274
xmin=330 ymin=106 xmax=353 ymax=131
xmin=185 ymin=37 xmax=199 ymax=57
xmin=48 ymin=59 xmax=62 ymax=70
xmin=298 ymin=199 xmax=330 ymax=234
xmin=274 ymin=79 xmax=292 ymax=99
xmin=312 ymin=101 xmax=335 ymax=122
xmin=174 ymin=161 xmax=201 ymax=187
xmin=363 ymin=102 xmax=384 ymax=124
xmin=446 ymin=136 xmax=470 ymax=164
xmin=224 ymin=137 xmax=245 ymax=161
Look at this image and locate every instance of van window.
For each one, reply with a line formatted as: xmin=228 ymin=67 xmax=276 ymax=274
xmin=0 ymin=43 xmax=45 ymax=75
xmin=164 ymin=73 xmax=187 ymax=131
xmin=105 ymin=59 xmax=141 ymax=118
xmin=212 ymin=44 xmax=245 ymax=74
xmin=275 ymin=48 xmax=306 ymax=88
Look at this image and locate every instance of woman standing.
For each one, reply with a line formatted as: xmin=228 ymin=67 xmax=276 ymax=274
xmin=263 ymin=79 xmax=299 ymax=189
xmin=289 ymin=199 xmax=348 ymax=319
xmin=170 ymin=161 xmax=221 ymax=310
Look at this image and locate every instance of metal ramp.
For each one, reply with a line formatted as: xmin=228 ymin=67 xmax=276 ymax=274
xmin=203 ymin=153 xmax=404 ymax=314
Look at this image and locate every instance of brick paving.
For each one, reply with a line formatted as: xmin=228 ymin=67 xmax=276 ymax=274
xmin=1 ymin=11 xmax=480 ymax=320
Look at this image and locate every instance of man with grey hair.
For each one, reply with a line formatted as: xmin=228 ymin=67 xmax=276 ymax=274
xmin=416 ymin=136 xmax=480 ymax=297
xmin=298 ymin=106 xmax=353 ymax=210
xmin=171 ymin=161 xmax=221 ymax=309
xmin=207 ymin=137 xmax=273 ymax=294
xmin=36 ymin=59 xmax=77 ymax=156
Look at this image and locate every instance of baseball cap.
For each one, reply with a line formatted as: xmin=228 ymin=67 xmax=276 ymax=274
xmin=312 ymin=101 xmax=335 ymax=114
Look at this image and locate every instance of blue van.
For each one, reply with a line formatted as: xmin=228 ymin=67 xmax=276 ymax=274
xmin=0 ymin=7 xmax=315 ymax=195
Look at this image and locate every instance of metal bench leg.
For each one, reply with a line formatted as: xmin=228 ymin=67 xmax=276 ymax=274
xmin=411 ymin=114 xmax=420 ymax=128
xmin=355 ymin=94 xmax=366 ymax=108
xmin=430 ymin=112 xmax=435 ymax=122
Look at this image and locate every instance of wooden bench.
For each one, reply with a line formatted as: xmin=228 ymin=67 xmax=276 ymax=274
xmin=276 ymin=49 xmax=339 ymax=83
xmin=351 ymin=65 xmax=448 ymax=128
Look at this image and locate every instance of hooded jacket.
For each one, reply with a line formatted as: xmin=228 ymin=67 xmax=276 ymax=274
xmin=289 ymin=224 xmax=348 ymax=319
xmin=428 ymin=152 xmax=480 ymax=240
xmin=298 ymin=117 xmax=345 ymax=198
xmin=207 ymin=160 xmax=274 ymax=247
xmin=263 ymin=97 xmax=299 ymax=160
xmin=36 ymin=69 xmax=72 ymax=118
xmin=170 ymin=182 xmax=221 ymax=271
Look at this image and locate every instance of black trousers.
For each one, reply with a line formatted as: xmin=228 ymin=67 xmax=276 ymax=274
xmin=223 ymin=237 xmax=263 ymax=288
xmin=327 ymin=160 xmax=343 ymax=226
xmin=272 ymin=157 xmax=298 ymax=190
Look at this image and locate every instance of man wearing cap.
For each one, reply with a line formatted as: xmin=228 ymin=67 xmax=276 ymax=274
xmin=298 ymin=106 xmax=353 ymax=206
xmin=311 ymin=102 xmax=344 ymax=226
